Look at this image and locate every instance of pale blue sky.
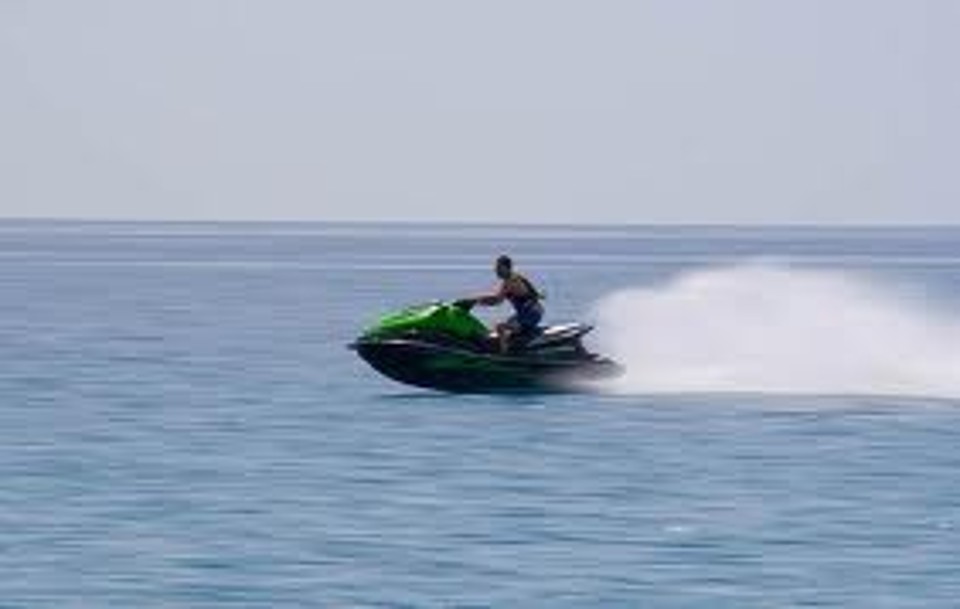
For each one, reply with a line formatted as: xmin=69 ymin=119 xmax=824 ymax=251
xmin=1 ymin=1 xmax=957 ymax=224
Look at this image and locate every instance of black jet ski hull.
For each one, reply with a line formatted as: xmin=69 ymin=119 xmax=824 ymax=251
xmin=352 ymin=338 xmax=623 ymax=394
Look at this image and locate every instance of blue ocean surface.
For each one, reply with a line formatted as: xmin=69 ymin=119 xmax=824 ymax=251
xmin=1 ymin=220 xmax=959 ymax=607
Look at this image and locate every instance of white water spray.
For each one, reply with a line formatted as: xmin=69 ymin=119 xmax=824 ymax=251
xmin=592 ymin=264 xmax=960 ymax=397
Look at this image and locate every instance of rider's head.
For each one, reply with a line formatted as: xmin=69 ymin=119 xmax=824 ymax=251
xmin=495 ymin=254 xmax=513 ymax=279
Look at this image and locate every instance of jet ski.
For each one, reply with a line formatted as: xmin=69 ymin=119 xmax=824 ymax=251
xmin=350 ymin=301 xmax=623 ymax=393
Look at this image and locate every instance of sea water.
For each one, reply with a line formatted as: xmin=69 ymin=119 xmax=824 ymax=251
xmin=1 ymin=221 xmax=959 ymax=607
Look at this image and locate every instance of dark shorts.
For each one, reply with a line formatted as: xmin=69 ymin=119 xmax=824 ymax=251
xmin=505 ymin=302 xmax=543 ymax=333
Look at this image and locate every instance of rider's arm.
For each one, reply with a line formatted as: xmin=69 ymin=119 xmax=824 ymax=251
xmin=470 ymin=281 xmax=509 ymax=306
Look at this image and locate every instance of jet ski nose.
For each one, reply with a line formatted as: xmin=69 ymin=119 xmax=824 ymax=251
xmin=348 ymin=336 xmax=378 ymax=351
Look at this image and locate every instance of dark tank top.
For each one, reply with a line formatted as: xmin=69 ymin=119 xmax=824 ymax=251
xmin=507 ymin=274 xmax=541 ymax=315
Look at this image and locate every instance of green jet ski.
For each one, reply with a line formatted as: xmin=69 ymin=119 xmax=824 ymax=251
xmin=350 ymin=301 xmax=623 ymax=393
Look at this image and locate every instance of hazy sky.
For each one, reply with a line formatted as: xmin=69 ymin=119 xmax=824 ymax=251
xmin=1 ymin=1 xmax=957 ymax=224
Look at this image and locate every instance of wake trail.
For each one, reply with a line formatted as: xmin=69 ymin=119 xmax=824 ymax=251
xmin=591 ymin=263 xmax=960 ymax=398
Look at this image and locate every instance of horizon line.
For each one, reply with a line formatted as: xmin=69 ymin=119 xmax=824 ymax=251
xmin=1 ymin=216 xmax=959 ymax=230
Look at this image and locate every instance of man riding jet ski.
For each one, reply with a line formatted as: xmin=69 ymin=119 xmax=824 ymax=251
xmin=350 ymin=255 xmax=622 ymax=393
xmin=455 ymin=254 xmax=544 ymax=354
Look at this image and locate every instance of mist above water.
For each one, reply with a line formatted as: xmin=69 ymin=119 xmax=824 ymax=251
xmin=592 ymin=264 xmax=960 ymax=398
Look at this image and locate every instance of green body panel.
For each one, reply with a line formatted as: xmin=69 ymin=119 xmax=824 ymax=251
xmin=362 ymin=302 xmax=488 ymax=342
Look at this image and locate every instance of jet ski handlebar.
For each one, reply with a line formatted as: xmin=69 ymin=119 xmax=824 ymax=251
xmin=452 ymin=298 xmax=478 ymax=312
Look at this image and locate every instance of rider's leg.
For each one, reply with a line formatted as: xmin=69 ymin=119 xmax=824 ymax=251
xmin=497 ymin=317 xmax=520 ymax=354
xmin=496 ymin=322 xmax=512 ymax=354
